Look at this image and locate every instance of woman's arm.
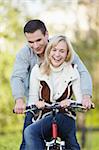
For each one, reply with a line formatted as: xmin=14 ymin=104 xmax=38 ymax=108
xmin=72 ymin=68 xmax=83 ymax=103
xmin=28 ymin=65 xmax=40 ymax=106
xmin=28 ymin=65 xmax=45 ymax=108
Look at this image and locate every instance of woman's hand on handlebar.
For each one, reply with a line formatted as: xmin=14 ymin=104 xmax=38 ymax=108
xmin=35 ymin=100 xmax=45 ymax=109
xmin=59 ymin=99 xmax=71 ymax=108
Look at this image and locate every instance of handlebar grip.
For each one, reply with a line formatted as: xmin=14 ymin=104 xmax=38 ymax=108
xmin=26 ymin=105 xmax=37 ymax=110
xmin=70 ymin=102 xmax=95 ymax=109
xmin=91 ymin=103 xmax=95 ymax=109
xmin=13 ymin=109 xmax=15 ymax=113
xmin=13 ymin=105 xmax=38 ymax=114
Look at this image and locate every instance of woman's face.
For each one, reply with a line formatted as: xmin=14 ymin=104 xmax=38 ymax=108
xmin=49 ymin=40 xmax=68 ymax=67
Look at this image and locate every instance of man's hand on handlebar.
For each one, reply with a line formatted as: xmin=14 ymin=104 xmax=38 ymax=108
xmin=82 ymin=95 xmax=95 ymax=110
xmin=14 ymin=98 xmax=26 ymax=114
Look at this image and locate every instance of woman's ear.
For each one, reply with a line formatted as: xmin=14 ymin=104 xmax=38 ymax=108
xmin=48 ymin=55 xmax=51 ymax=59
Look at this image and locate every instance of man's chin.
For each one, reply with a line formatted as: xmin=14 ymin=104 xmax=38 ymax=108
xmin=34 ymin=51 xmax=42 ymax=54
xmin=37 ymin=52 xmax=45 ymax=57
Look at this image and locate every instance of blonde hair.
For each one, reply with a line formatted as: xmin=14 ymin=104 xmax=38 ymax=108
xmin=40 ymin=35 xmax=74 ymax=75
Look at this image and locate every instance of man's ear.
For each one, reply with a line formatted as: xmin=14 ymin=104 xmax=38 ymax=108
xmin=45 ymin=31 xmax=49 ymax=39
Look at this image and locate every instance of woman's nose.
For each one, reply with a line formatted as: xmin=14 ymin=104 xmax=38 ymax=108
xmin=55 ymin=51 xmax=60 ymax=57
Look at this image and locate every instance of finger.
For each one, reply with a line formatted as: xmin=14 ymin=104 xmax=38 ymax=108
xmin=14 ymin=108 xmax=24 ymax=114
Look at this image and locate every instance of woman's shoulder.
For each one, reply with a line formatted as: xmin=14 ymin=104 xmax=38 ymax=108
xmin=71 ymin=64 xmax=80 ymax=78
xmin=31 ymin=64 xmax=40 ymax=72
xmin=64 ymin=63 xmax=80 ymax=79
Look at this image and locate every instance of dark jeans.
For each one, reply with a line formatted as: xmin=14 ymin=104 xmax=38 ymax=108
xmin=20 ymin=112 xmax=33 ymax=150
xmin=24 ymin=113 xmax=80 ymax=150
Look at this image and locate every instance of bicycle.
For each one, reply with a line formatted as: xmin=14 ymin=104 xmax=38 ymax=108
xmin=24 ymin=102 xmax=94 ymax=150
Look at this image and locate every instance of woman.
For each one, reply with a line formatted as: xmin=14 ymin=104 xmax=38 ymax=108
xmin=24 ymin=35 xmax=82 ymax=150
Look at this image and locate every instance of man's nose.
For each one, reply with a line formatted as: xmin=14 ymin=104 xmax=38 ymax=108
xmin=33 ymin=42 xmax=39 ymax=49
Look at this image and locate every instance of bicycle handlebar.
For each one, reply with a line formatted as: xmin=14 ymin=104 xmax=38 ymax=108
xmin=13 ymin=101 xmax=94 ymax=114
xmin=25 ymin=102 xmax=94 ymax=113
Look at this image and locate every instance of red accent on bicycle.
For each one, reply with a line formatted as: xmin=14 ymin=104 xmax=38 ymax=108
xmin=52 ymin=121 xmax=58 ymax=139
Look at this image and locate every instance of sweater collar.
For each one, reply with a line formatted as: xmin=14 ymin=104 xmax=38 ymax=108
xmin=50 ymin=62 xmax=67 ymax=72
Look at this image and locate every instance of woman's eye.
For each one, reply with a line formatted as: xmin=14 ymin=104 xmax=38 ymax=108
xmin=60 ymin=50 xmax=65 ymax=53
xmin=52 ymin=49 xmax=56 ymax=51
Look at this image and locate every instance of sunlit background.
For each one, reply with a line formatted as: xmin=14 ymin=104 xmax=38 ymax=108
xmin=0 ymin=0 xmax=99 ymax=150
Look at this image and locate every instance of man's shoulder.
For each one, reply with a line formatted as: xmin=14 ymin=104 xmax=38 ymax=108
xmin=19 ymin=45 xmax=31 ymax=54
xmin=16 ymin=45 xmax=34 ymax=59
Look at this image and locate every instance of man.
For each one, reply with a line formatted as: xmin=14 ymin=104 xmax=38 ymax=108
xmin=11 ymin=19 xmax=92 ymax=150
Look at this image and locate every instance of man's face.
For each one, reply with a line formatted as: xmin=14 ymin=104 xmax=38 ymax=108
xmin=25 ymin=30 xmax=49 ymax=56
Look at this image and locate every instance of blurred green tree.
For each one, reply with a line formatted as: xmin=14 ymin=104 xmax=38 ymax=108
xmin=0 ymin=0 xmax=99 ymax=133
xmin=0 ymin=0 xmax=26 ymax=132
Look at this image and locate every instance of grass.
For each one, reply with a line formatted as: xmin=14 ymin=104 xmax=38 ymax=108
xmin=77 ymin=131 xmax=99 ymax=150
xmin=0 ymin=130 xmax=99 ymax=150
xmin=0 ymin=131 xmax=21 ymax=150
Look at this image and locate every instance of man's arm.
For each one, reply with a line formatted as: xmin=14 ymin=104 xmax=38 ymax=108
xmin=72 ymin=52 xmax=92 ymax=108
xmin=11 ymin=46 xmax=30 ymax=113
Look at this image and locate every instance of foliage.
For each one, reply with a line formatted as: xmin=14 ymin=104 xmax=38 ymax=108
xmin=74 ymin=46 xmax=99 ymax=105
xmin=0 ymin=0 xmax=99 ymax=137
xmin=0 ymin=0 xmax=25 ymax=132
xmin=0 ymin=51 xmax=25 ymax=132
xmin=0 ymin=131 xmax=21 ymax=150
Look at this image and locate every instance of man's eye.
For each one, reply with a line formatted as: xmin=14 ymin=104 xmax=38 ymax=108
xmin=28 ymin=41 xmax=34 ymax=44
xmin=37 ymin=39 xmax=41 ymax=42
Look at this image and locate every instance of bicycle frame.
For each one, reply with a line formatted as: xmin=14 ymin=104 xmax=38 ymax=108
xmin=13 ymin=101 xmax=94 ymax=150
xmin=45 ymin=105 xmax=65 ymax=150
xmin=45 ymin=102 xmax=94 ymax=150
